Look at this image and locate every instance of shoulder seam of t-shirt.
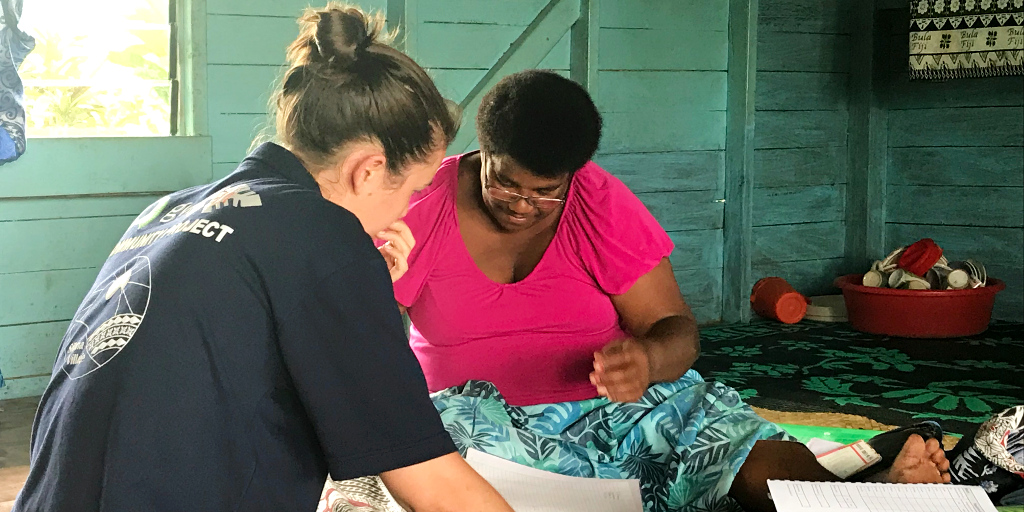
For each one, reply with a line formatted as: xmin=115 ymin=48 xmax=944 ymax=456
xmin=412 ymin=154 xmax=461 ymax=205
xmin=571 ymin=162 xmax=626 ymax=202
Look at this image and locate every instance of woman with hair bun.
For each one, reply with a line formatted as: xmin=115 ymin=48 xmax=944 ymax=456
xmin=13 ymin=4 xmax=511 ymax=512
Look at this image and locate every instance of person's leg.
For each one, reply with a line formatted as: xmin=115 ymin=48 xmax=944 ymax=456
xmin=729 ymin=435 xmax=951 ymax=512
xmin=729 ymin=440 xmax=838 ymax=512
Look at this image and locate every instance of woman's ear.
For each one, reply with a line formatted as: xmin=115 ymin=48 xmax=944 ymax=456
xmin=346 ymin=147 xmax=388 ymax=197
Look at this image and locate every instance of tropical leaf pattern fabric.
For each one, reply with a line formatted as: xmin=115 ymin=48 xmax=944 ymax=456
xmin=431 ymin=370 xmax=793 ymax=512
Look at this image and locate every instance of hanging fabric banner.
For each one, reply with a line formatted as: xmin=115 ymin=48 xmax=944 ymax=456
xmin=909 ymin=0 xmax=1024 ymax=79
xmin=0 ymin=0 xmax=35 ymax=164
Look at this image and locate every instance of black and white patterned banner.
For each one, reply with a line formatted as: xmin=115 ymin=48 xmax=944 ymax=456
xmin=909 ymin=0 xmax=1024 ymax=79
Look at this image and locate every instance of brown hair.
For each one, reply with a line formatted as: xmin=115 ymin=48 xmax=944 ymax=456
xmin=274 ymin=3 xmax=459 ymax=176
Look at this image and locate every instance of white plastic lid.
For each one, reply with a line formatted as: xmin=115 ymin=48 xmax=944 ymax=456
xmin=805 ymin=295 xmax=848 ymax=322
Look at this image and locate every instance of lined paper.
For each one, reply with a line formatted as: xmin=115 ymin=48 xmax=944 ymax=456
xmin=465 ymin=449 xmax=643 ymax=512
xmin=767 ymin=480 xmax=998 ymax=512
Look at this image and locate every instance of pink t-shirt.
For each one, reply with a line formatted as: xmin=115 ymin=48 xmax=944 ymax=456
xmin=394 ymin=154 xmax=674 ymax=406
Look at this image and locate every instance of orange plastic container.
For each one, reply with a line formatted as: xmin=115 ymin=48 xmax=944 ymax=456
xmin=751 ymin=277 xmax=809 ymax=324
xmin=834 ymin=274 xmax=1005 ymax=338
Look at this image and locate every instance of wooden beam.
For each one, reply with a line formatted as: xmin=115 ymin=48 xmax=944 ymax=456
xmin=449 ymin=0 xmax=581 ymax=153
xmin=406 ymin=0 xmax=418 ymax=58
xmin=722 ymin=0 xmax=758 ymax=324
xmin=569 ymin=0 xmax=599 ymax=99
xmin=177 ymin=0 xmax=207 ymax=136
xmin=387 ymin=0 xmax=414 ymax=56
xmin=845 ymin=0 xmax=888 ymax=273
xmin=385 ymin=0 xmax=404 ymax=50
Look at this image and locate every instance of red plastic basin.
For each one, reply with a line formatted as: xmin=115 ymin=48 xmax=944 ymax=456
xmin=834 ymin=274 xmax=1006 ymax=338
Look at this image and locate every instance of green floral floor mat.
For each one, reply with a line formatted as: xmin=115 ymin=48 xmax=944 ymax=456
xmin=693 ymin=321 xmax=1024 ymax=436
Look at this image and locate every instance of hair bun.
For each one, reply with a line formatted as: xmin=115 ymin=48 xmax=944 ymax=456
xmin=287 ymin=3 xmax=389 ymax=69
xmin=314 ymin=5 xmax=375 ymax=64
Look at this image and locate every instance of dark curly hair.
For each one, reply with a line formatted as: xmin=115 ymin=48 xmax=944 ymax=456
xmin=476 ymin=70 xmax=601 ymax=178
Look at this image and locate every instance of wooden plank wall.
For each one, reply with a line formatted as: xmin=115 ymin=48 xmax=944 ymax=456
xmin=0 ymin=138 xmax=213 ymax=399
xmin=721 ymin=0 xmax=758 ymax=324
xmin=879 ymin=10 xmax=1024 ymax=322
xmin=592 ymin=1 xmax=729 ymax=324
xmin=750 ymin=0 xmax=852 ymax=297
xmin=408 ymin=0 xmax=571 ymax=154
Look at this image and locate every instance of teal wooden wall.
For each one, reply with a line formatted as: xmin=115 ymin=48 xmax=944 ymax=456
xmin=878 ymin=9 xmax=1024 ymax=322
xmin=590 ymin=2 xmax=728 ymax=324
xmin=411 ymin=0 xmax=570 ymax=122
xmin=750 ymin=0 xmax=852 ymax=297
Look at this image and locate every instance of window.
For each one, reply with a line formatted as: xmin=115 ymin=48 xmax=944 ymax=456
xmin=19 ymin=0 xmax=178 ymax=137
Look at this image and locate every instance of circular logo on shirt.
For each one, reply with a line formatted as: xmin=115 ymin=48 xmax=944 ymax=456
xmin=61 ymin=256 xmax=152 ymax=379
xmin=131 ymin=195 xmax=170 ymax=229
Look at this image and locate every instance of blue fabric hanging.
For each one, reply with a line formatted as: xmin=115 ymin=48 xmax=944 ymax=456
xmin=0 ymin=0 xmax=34 ymax=164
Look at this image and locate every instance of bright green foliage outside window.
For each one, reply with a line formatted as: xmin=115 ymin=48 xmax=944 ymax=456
xmin=20 ymin=0 xmax=172 ymax=137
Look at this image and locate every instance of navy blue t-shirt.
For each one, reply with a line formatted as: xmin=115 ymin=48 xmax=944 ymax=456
xmin=14 ymin=143 xmax=455 ymax=512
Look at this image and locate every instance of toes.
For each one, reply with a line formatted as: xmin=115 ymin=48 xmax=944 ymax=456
xmin=930 ymin=448 xmax=950 ymax=470
xmin=899 ymin=434 xmax=926 ymax=458
xmin=888 ymin=434 xmax=952 ymax=484
xmin=926 ymin=439 xmax=951 ymax=475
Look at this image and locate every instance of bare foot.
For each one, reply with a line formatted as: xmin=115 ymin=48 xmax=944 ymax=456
xmin=880 ymin=434 xmax=952 ymax=484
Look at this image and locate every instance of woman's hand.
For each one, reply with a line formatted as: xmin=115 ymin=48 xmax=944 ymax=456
xmin=590 ymin=338 xmax=651 ymax=402
xmin=377 ymin=220 xmax=415 ymax=283
xmin=610 ymin=258 xmax=700 ymax=386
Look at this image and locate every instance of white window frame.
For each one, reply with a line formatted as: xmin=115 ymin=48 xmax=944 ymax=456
xmin=176 ymin=0 xmax=208 ymax=137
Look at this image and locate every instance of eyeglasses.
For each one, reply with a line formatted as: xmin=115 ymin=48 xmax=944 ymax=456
xmin=485 ymin=186 xmax=565 ymax=211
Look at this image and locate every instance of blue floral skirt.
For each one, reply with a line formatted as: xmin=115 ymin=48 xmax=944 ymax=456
xmin=431 ymin=370 xmax=793 ymax=512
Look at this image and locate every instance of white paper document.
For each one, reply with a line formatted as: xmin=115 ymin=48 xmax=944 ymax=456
xmin=767 ymin=480 xmax=998 ymax=512
xmin=465 ymin=448 xmax=643 ymax=512
xmin=805 ymin=437 xmax=845 ymax=456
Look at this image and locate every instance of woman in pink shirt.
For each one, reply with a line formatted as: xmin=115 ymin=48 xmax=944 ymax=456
xmin=387 ymin=71 xmax=950 ymax=512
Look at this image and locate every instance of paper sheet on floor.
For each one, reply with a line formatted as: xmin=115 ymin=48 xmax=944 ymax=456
xmin=465 ymin=448 xmax=643 ymax=512
xmin=767 ymin=480 xmax=997 ymax=512
xmin=806 ymin=438 xmax=846 ymax=456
